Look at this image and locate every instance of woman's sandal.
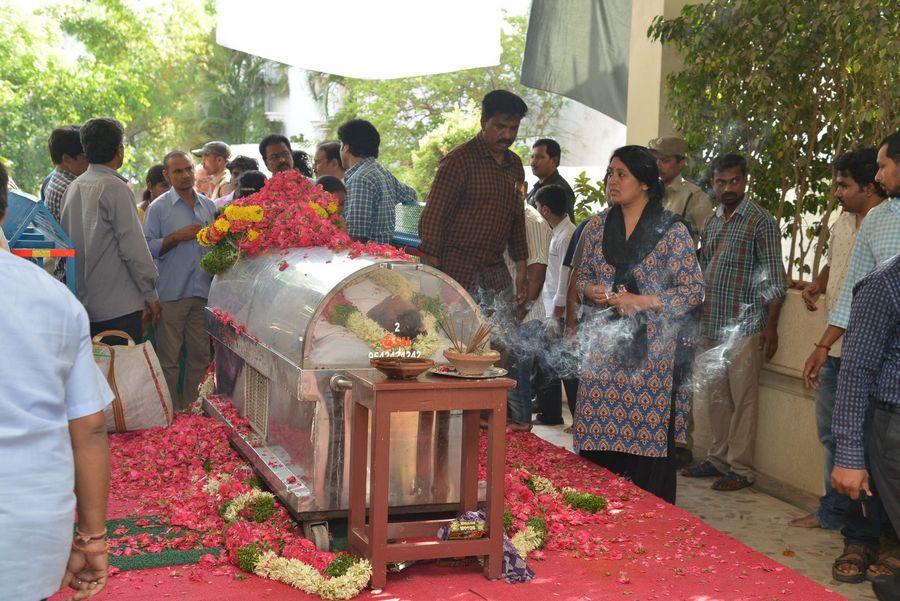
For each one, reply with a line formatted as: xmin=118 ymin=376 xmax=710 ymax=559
xmin=833 ymin=543 xmax=876 ymax=584
xmin=866 ymin=548 xmax=900 ymax=582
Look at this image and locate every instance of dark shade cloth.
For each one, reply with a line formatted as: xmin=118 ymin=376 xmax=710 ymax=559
xmin=869 ymin=408 xmax=900 ymax=600
xmin=520 ymin=0 xmax=631 ymax=123
xmin=563 ymin=217 xmax=593 ymax=268
xmin=526 ymin=170 xmax=576 ymax=222
xmin=418 ymin=134 xmax=527 ymax=293
xmin=90 ymin=310 xmax=143 ymax=346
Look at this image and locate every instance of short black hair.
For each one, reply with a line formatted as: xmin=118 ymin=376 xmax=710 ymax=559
xmin=48 ymin=126 xmax=83 ymax=165
xmin=834 ymin=148 xmax=885 ymax=196
xmin=880 ymin=131 xmax=900 ymax=162
xmin=317 ymin=141 xmax=341 ymax=164
xmin=226 ymin=155 xmax=259 ymax=173
xmin=481 ymin=90 xmax=528 ymax=121
xmin=81 ymin=117 xmax=124 ymax=164
xmin=259 ymin=134 xmax=292 ymax=161
xmin=316 ymin=175 xmax=346 ymax=195
xmin=234 ymin=170 xmax=267 ymax=199
xmin=162 ymin=150 xmax=192 ymax=169
xmin=337 ymin=119 xmax=380 ymax=159
xmin=533 ymin=138 xmax=561 ymax=163
xmin=711 ymin=153 xmax=748 ymax=177
xmin=292 ymin=150 xmax=314 ymax=178
xmin=535 ymin=184 xmax=567 ymax=217
xmin=145 ymin=163 xmax=166 ymax=187
xmin=0 ymin=160 xmax=8 ymax=221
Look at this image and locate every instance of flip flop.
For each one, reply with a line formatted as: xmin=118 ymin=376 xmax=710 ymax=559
xmin=711 ymin=471 xmax=753 ymax=491
xmin=681 ymin=460 xmax=724 ymax=478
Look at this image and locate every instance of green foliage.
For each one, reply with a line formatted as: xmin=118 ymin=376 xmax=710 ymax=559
xmin=246 ymin=476 xmax=263 ymax=490
xmin=323 ymin=552 xmax=358 ymax=578
xmin=503 ymin=510 xmax=514 ymax=535
xmin=648 ymin=0 xmax=898 ymax=279
xmin=562 ymin=490 xmax=607 ymax=514
xmin=0 ymin=0 xmax=284 ymax=194
xmin=200 ymin=243 xmax=240 ymax=275
xmin=308 ymin=14 xmax=562 ymax=195
xmin=236 ymin=542 xmax=262 ymax=573
xmin=572 ymin=172 xmax=607 ymax=224
xmin=411 ymin=292 xmax=446 ymax=323
xmin=329 ymin=304 xmax=358 ymax=328
xmin=407 ymin=108 xmax=480 ymax=199
xmin=524 ymin=516 xmax=547 ymax=549
xmin=249 ymin=494 xmax=275 ymax=523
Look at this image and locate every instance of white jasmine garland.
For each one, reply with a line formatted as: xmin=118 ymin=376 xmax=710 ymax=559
xmin=368 ymin=269 xmax=416 ymax=300
xmin=203 ymin=473 xmax=232 ymax=496
xmin=510 ymin=525 xmax=544 ymax=559
xmin=526 ymin=474 xmax=560 ymax=497
xmin=254 ymin=550 xmax=372 ymax=600
xmin=222 ymin=490 xmax=275 ymax=523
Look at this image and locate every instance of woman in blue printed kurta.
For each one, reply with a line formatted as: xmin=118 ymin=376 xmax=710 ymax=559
xmin=572 ymin=146 xmax=704 ymax=503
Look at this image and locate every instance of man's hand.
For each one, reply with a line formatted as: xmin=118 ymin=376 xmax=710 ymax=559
xmin=146 ymin=301 xmax=162 ymax=326
xmin=802 ymin=346 xmax=828 ymax=389
xmin=759 ymin=323 xmax=779 ymax=360
xmin=515 ymin=274 xmax=528 ymax=305
xmin=831 ymin=466 xmax=871 ymax=500
xmin=801 ymin=282 xmax=823 ymax=311
xmin=176 ymin=223 xmax=203 ymax=242
xmin=60 ymin=540 xmax=108 ymax=600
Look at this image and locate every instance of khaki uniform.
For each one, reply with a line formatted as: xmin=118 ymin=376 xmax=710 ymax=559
xmin=663 ymin=176 xmax=712 ymax=247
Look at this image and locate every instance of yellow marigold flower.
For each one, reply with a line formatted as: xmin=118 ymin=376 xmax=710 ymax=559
xmin=224 ymin=204 xmax=239 ymax=220
xmin=246 ymin=229 xmax=260 ymax=242
xmin=326 ymin=201 xmax=338 ymax=215
xmin=311 ymin=204 xmax=328 ymax=219
xmin=197 ymin=227 xmax=211 ymax=246
xmin=214 ymin=218 xmax=230 ymax=233
xmin=246 ymin=205 xmax=264 ymax=222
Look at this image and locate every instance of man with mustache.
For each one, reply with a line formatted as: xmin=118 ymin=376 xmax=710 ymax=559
xmin=418 ymin=89 xmax=529 ymax=307
xmin=683 ymin=153 xmax=787 ymax=492
xmin=259 ymin=134 xmax=294 ymax=174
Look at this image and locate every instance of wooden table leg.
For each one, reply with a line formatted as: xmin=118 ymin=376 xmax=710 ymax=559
xmin=459 ymin=409 xmax=480 ymax=512
xmin=368 ymin=406 xmax=392 ymax=590
xmin=484 ymin=395 xmax=507 ymax=580
xmin=347 ymin=401 xmax=369 ymax=557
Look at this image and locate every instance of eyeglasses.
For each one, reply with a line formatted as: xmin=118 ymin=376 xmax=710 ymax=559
xmin=267 ymin=151 xmax=292 ymax=162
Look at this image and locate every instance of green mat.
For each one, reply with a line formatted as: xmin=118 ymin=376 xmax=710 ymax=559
xmin=105 ymin=516 xmax=222 ymax=571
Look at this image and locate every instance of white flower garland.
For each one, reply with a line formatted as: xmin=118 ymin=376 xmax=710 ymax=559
xmin=526 ymin=475 xmax=560 ymax=497
xmin=510 ymin=525 xmax=544 ymax=559
xmin=222 ymin=490 xmax=275 ymax=523
xmin=203 ymin=473 xmax=232 ymax=496
xmin=254 ymin=550 xmax=373 ymax=600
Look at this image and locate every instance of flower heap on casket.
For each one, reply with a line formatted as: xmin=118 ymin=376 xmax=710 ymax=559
xmin=324 ymin=268 xmax=444 ymax=358
xmin=197 ymin=170 xmax=408 ymax=275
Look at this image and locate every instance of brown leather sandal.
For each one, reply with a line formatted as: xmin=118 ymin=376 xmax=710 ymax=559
xmin=833 ymin=543 xmax=876 ymax=584
xmin=867 ymin=548 xmax=900 ymax=582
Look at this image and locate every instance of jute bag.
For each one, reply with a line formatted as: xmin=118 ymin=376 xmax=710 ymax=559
xmin=92 ymin=330 xmax=173 ymax=432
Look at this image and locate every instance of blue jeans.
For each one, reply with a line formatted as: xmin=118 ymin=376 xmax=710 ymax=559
xmin=507 ymin=320 xmax=552 ymax=425
xmin=814 ymin=356 xmax=849 ymax=529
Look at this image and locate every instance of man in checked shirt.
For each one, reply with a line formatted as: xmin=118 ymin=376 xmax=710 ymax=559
xmin=682 ymin=153 xmax=787 ymax=491
xmin=418 ymin=90 xmax=529 ymax=307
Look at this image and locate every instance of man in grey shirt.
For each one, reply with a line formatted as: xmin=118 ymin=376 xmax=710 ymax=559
xmin=60 ymin=118 xmax=160 ymax=343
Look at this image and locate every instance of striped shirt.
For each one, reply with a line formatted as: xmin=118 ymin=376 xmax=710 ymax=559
xmin=832 ymin=253 xmax=900 ymax=469
xmin=828 ymin=198 xmax=900 ymax=330
xmin=505 ymin=203 xmax=551 ymax=322
xmin=698 ymin=196 xmax=787 ymax=339
xmin=43 ymin=167 xmax=77 ymax=222
xmin=343 ymin=157 xmax=416 ymax=244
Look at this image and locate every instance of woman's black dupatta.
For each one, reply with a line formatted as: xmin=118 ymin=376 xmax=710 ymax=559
xmin=601 ymin=199 xmax=679 ymax=369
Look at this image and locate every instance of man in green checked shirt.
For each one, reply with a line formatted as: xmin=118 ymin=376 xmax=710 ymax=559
xmin=682 ymin=153 xmax=787 ymax=491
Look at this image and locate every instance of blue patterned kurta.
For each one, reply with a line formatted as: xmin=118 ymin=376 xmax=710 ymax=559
xmin=574 ymin=212 xmax=704 ymax=457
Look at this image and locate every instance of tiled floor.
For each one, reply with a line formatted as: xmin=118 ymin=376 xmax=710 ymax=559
xmin=531 ymin=407 xmax=880 ymax=601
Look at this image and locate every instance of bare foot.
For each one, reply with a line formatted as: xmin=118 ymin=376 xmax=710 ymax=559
xmin=789 ymin=513 xmax=820 ymax=528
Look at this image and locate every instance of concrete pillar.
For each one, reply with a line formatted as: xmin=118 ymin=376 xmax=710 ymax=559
xmin=625 ymin=0 xmax=697 ymax=145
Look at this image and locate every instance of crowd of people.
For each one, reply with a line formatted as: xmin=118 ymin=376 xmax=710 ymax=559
xmin=0 ymin=86 xmax=897 ymax=600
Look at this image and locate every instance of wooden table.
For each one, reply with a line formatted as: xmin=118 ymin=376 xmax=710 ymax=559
xmin=346 ymin=370 xmax=513 ymax=590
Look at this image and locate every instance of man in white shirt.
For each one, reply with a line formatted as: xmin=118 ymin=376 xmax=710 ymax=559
xmin=504 ymin=199 xmax=552 ymax=431
xmin=0 ymin=163 xmax=114 ymax=601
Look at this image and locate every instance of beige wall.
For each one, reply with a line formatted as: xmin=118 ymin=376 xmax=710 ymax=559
xmin=625 ymin=0 xmax=695 ymax=145
xmin=692 ymin=290 xmax=827 ymax=496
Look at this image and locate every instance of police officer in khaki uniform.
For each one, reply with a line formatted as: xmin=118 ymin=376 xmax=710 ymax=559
xmin=648 ymin=136 xmax=713 ymax=247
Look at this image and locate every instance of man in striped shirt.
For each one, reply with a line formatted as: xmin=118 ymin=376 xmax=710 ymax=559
xmin=684 ymin=153 xmax=787 ymax=491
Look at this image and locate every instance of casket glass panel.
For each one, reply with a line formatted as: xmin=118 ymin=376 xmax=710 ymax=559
xmin=207 ymin=248 xmax=482 ymax=368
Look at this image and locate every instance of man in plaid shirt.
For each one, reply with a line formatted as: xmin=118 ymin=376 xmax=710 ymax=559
xmin=42 ymin=126 xmax=89 ymax=283
xmin=338 ymin=119 xmax=416 ymax=244
xmin=684 ymin=153 xmax=787 ymax=491
xmin=418 ymin=90 xmax=529 ymax=304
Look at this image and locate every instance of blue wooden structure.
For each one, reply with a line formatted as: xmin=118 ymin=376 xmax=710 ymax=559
xmin=2 ymin=189 xmax=77 ymax=294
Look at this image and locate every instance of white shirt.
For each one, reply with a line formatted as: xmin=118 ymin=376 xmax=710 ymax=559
xmin=542 ymin=217 xmax=576 ymax=316
xmin=0 ymin=251 xmax=113 ymax=600
xmin=824 ymin=211 xmax=859 ymax=357
xmin=505 ymin=203 xmax=551 ymax=322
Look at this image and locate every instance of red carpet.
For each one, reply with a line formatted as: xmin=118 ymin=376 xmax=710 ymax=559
xmin=50 ymin=415 xmax=843 ymax=601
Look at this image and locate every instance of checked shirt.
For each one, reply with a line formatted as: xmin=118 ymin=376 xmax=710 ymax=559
xmin=418 ymin=134 xmax=527 ymax=293
xmin=697 ymin=196 xmax=787 ymax=340
xmin=343 ymin=157 xmax=416 ymax=244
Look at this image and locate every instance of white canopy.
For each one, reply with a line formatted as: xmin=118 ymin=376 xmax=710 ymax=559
xmin=215 ymin=0 xmax=502 ymax=79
